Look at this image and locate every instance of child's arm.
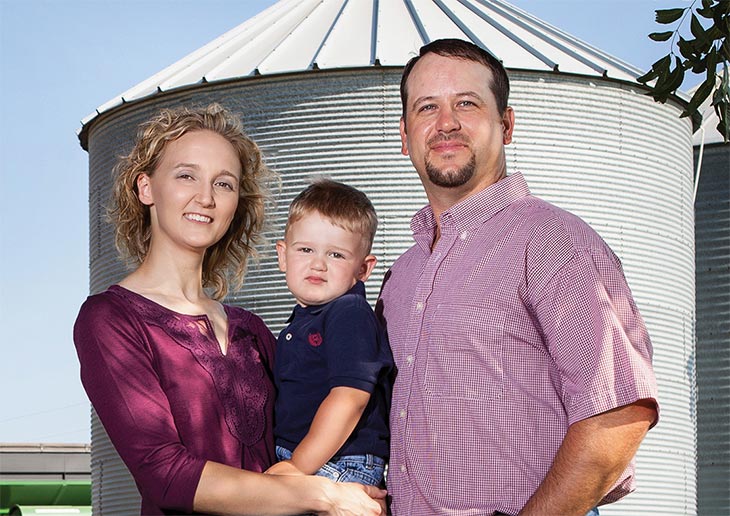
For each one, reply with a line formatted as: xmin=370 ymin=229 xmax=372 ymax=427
xmin=282 ymin=386 xmax=371 ymax=475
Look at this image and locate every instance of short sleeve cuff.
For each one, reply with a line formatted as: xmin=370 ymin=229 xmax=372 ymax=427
xmin=566 ymin=380 xmax=659 ymax=428
xmin=328 ymin=376 xmax=376 ymax=393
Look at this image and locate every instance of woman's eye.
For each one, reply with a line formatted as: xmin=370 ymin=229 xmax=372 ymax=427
xmin=177 ymin=173 xmax=194 ymax=180
xmin=216 ymin=181 xmax=234 ymax=190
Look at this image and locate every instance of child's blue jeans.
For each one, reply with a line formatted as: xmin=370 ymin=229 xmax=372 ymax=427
xmin=275 ymin=445 xmax=385 ymax=487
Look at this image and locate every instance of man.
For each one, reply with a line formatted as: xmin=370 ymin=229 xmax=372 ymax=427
xmin=377 ymin=38 xmax=659 ymax=516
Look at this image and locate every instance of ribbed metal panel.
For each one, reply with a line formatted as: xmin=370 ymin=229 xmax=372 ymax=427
xmin=694 ymin=142 xmax=730 ymax=515
xmin=89 ymin=408 xmax=140 ymax=515
xmin=85 ymin=68 xmax=696 ymax=514
xmin=78 ymin=0 xmax=647 ymax=139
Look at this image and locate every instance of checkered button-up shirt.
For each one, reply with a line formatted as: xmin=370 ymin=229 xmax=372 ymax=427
xmin=377 ymin=173 xmax=658 ymax=515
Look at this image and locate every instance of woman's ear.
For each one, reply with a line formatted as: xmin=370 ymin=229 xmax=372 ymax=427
xmin=137 ymin=173 xmax=154 ymax=206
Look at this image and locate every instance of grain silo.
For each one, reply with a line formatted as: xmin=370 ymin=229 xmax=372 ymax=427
xmin=692 ymin=78 xmax=729 ymax=516
xmin=78 ymin=0 xmax=697 ymax=514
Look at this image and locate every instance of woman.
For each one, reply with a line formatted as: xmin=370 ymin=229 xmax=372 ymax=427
xmin=74 ymin=104 xmax=384 ymax=515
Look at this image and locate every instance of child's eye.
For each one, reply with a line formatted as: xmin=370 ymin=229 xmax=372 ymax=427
xmin=330 ymin=252 xmax=345 ymax=259
xmin=298 ymin=247 xmax=313 ymax=253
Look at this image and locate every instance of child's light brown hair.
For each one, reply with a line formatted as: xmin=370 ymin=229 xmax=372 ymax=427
xmin=286 ymin=178 xmax=378 ymax=254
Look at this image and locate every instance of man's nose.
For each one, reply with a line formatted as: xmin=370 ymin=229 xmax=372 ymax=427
xmin=436 ymin=106 xmax=461 ymax=133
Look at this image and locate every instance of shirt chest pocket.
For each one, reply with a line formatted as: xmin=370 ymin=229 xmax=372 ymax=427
xmin=423 ymin=305 xmax=505 ymax=401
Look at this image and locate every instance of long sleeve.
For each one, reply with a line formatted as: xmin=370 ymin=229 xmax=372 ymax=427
xmin=74 ymin=293 xmax=206 ymax=513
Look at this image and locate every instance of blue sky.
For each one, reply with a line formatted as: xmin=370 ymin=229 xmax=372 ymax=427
xmin=0 ymin=0 xmax=699 ymax=443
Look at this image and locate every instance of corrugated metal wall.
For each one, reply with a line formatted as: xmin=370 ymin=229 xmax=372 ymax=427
xmin=694 ymin=142 xmax=730 ymax=515
xmin=89 ymin=409 xmax=140 ymax=515
xmin=85 ymin=68 xmax=696 ymax=514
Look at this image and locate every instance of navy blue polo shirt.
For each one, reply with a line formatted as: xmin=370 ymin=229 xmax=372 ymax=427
xmin=274 ymin=281 xmax=393 ymax=458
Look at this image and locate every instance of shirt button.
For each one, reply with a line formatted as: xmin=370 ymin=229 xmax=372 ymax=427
xmin=285 ymin=333 xmax=292 ymax=341
xmin=415 ymin=302 xmax=423 ymax=312
xmin=406 ymin=355 xmax=414 ymax=365
xmin=460 ymin=231 xmax=468 ymax=240
xmin=399 ymin=409 xmax=407 ymax=419
xmin=400 ymin=464 xmax=407 ymax=473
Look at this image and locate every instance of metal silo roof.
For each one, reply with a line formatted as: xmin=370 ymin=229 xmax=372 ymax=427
xmin=78 ymin=0 xmax=645 ymax=142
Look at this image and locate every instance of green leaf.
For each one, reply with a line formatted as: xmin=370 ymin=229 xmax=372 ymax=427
xmin=690 ymin=109 xmax=704 ymax=133
xmin=691 ymin=13 xmax=712 ymax=46
xmin=692 ymin=59 xmax=708 ymax=73
xmin=696 ymin=1 xmax=714 ymax=19
xmin=649 ymin=30 xmax=674 ymax=41
xmin=682 ymin=76 xmax=715 ymax=117
xmin=656 ymin=8 xmax=686 ymax=24
xmin=713 ymin=98 xmax=729 ymax=142
xmin=637 ymin=69 xmax=659 ymax=84
xmin=678 ymin=36 xmax=700 ymax=59
xmin=706 ymin=48 xmax=719 ymax=79
xmin=637 ymin=55 xmax=671 ymax=84
xmin=716 ymin=0 xmax=730 ymax=16
xmin=713 ymin=6 xmax=730 ymax=37
xmin=653 ymin=56 xmax=686 ymax=98
xmin=707 ymin=23 xmax=724 ymax=39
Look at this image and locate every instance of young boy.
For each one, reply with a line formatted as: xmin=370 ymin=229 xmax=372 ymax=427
xmin=266 ymin=179 xmax=392 ymax=487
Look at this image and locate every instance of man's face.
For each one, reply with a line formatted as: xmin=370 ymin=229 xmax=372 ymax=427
xmin=400 ymin=53 xmax=514 ymax=199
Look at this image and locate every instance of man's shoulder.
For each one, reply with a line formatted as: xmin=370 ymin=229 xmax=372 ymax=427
xmin=516 ymin=195 xmax=605 ymax=247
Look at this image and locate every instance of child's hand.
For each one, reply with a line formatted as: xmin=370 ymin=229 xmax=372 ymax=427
xmin=265 ymin=459 xmax=305 ymax=476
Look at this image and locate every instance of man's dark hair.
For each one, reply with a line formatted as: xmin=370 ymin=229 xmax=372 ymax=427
xmin=400 ymin=38 xmax=510 ymax=118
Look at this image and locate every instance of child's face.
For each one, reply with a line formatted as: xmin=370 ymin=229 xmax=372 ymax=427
xmin=276 ymin=211 xmax=376 ymax=307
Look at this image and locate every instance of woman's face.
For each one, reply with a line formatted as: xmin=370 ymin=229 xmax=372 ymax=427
xmin=136 ymin=130 xmax=242 ymax=255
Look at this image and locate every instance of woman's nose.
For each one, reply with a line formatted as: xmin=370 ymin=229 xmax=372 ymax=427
xmin=195 ymin=183 xmax=215 ymax=207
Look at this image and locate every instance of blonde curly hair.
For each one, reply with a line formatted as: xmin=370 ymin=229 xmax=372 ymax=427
xmin=109 ymin=103 xmax=274 ymax=299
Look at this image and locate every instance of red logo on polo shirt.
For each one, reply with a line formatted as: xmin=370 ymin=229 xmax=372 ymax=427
xmin=308 ymin=331 xmax=323 ymax=347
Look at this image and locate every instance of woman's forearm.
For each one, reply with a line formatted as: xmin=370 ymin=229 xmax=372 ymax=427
xmin=194 ymin=461 xmax=383 ymax=516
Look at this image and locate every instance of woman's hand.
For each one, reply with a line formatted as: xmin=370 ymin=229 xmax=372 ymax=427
xmin=314 ymin=479 xmax=386 ymax=516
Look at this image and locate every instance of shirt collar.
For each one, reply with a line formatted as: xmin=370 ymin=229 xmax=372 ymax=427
xmin=411 ymin=172 xmax=531 ymax=250
xmin=287 ymin=280 xmax=367 ymax=321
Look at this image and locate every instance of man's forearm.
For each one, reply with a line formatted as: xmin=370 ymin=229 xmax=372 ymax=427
xmin=519 ymin=400 xmax=657 ymax=516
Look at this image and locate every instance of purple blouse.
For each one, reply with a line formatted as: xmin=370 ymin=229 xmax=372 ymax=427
xmin=74 ymin=285 xmax=276 ymax=515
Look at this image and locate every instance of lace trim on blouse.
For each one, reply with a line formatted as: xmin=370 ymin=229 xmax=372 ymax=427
xmin=110 ymin=285 xmax=268 ymax=447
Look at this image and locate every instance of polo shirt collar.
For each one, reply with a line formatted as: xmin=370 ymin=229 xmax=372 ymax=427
xmin=411 ymin=172 xmax=531 ymax=251
xmin=287 ymin=280 xmax=367 ymax=321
